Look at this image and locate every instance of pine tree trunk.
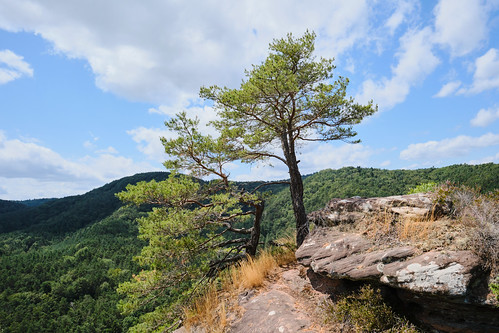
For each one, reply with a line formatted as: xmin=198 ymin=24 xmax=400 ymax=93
xmin=288 ymin=162 xmax=308 ymax=247
xmin=281 ymin=131 xmax=309 ymax=247
xmin=246 ymin=201 xmax=264 ymax=256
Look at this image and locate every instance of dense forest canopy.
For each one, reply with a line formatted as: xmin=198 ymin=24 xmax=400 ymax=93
xmin=0 ymin=163 xmax=497 ymax=331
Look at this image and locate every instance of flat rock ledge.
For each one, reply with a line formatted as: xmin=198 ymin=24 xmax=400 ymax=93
xmin=296 ymin=227 xmax=499 ymax=332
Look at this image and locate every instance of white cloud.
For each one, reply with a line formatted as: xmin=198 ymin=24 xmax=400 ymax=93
xmin=385 ymin=0 xmax=417 ymax=35
xmin=0 ymin=0 xmax=373 ymax=107
xmin=380 ymin=160 xmax=391 ymax=167
xmin=234 ymin=143 xmax=374 ymax=181
xmin=127 ymin=127 xmax=172 ymax=163
xmin=298 ymin=143 xmax=373 ymax=174
xmin=0 ymin=131 xmax=80 ymax=180
xmin=468 ymin=152 xmax=499 ymax=165
xmin=356 ymin=27 xmax=440 ymax=110
xmin=400 ymin=133 xmax=499 ymax=161
xmin=0 ymin=49 xmax=33 ymax=84
xmin=433 ymin=0 xmax=488 ymax=56
xmin=0 ymin=132 xmax=155 ymax=199
xmin=467 ymin=48 xmax=499 ymax=93
xmin=434 ymin=81 xmax=462 ymax=97
xmin=471 ymin=107 xmax=499 ymax=127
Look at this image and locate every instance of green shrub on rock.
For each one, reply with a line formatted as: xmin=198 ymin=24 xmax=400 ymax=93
xmin=326 ymin=285 xmax=419 ymax=333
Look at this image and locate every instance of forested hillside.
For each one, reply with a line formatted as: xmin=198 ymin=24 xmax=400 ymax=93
xmin=0 ymin=163 xmax=497 ymax=332
xmin=0 ymin=172 xmax=170 ymax=235
xmin=0 ymin=200 xmax=26 ymax=214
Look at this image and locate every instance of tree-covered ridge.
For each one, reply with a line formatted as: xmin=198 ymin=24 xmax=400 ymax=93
xmin=0 ymin=199 xmax=26 ymax=214
xmin=0 ymin=172 xmax=170 ymax=235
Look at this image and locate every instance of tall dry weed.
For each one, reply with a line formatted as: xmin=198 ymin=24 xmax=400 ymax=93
xmin=183 ymin=283 xmax=227 ymax=332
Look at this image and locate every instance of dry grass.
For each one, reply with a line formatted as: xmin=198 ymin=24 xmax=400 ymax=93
xmin=182 ymin=239 xmax=297 ymax=332
xmin=229 ymin=250 xmax=278 ymax=290
xmin=398 ymin=218 xmax=432 ymax=242
xmin=348 ymin=203 xmax=470 ymax=253
xmin=183 ymin=284 xmax=227 ymax=333
xmin=397 ymin=208 xmax=439 ymax=242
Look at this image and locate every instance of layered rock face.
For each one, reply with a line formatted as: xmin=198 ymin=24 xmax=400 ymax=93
xmin=297 ymin=194 xmax=499 ymax=333
xmin=307 ymin=193 xmax=443 ymax=227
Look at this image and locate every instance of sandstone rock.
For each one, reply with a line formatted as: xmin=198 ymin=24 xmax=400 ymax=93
xmin=229 ymin=289 xmax=314 ymax=332
xmin=308 ymin=193 xmax=442 ymax=227
xmin=296 ymin=228 xmax=498 ymax=332
xmin=296 ymin=228 xmax=371 ymax=266
xmin=297 ymin=228 xmax=418 ymax=281
xmin=381 ymin=250 xmax=481 ymax=298
xmin=296 ymin=229 xmax=487 ymax=298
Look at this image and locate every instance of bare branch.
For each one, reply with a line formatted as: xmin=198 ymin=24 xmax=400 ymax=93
xmin=251 ymin=181 xmax=290 ymax=194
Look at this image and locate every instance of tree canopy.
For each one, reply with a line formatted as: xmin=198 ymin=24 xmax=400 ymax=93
xmin=201 ymin=31 xmax=377 ymax=246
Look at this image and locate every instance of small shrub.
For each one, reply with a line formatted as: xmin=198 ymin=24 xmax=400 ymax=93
xmin=326 ymin=285 xmax=418 ymax=333
xmin=422 ymin=183 xmax=499 ymax=272
xmin=269 ymin=235 xmax=297 ymax=266
xmin=490 ymin=276 xmax=499 ymax=306
xmin=407 ymin=182 xmax=438 ymax=194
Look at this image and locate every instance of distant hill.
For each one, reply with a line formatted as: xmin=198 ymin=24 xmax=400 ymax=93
xmin=18 ymin=198 xmax=56 ymax=207
xmin=0 ymin=199 xmax=26 ymax=214
xmin=0 ymin=172 xmax=170 ymax=234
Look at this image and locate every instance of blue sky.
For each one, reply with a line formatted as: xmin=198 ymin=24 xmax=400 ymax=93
xmin=0 ymin=0 xmax=498 ymax=200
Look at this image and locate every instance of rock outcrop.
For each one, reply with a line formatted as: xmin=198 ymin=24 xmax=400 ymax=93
xmin=297 ymin=194 xmax=499 ymax=333
xmin=307 ymin=193 xmax=443 ymax=227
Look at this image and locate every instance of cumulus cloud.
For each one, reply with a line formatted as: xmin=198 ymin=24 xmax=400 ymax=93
xmin=434 ymin=81 xmax=462 ymax=97
xmin=356 ymin=27 xmax=440 ymax=110
xmin=433 ymin=0 xmax=488 ymax=56
xmin=467 ymin=48 xmax=499 ymax=94
xmin=0 ymin=0 xmax=373 ymax=107
xmin=400 ymin=133 xmax=499 ymax=161
xmin=471 ymin=107 xmax=499 ymax=127
xmin=0 ymin=132 xmax=155 ymax=199
xmin=0 ymin=49 xmax=33 ymax=84
xmin=0 ymin=131 xmax=80 ymax=180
